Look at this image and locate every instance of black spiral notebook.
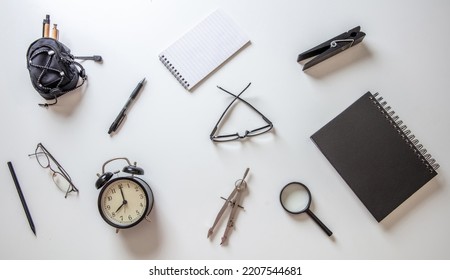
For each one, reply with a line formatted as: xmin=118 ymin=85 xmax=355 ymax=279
xmin=311 ymin=92 xmax=439 ymax=222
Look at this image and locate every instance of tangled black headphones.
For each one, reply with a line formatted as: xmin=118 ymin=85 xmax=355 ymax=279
xmin=26 ymin=37 xmax=102 ymax=107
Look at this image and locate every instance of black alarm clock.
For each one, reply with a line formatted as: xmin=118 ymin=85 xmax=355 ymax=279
xmin=95 ymin=157 xmax=154 ymax=232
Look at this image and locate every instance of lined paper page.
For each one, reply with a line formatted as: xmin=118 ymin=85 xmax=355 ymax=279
xmin=159 ymin=9 xmax=250 ymax=91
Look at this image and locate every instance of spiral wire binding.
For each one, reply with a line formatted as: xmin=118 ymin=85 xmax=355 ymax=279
xmin=159 ymin=55 xmax=190 ymax=89
xmin=369 ymin=92 xmax=440 ymax=173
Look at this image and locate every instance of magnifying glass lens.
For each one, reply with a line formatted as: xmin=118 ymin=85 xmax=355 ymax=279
xmin=280 ymin=183 xmax=310 ymax=213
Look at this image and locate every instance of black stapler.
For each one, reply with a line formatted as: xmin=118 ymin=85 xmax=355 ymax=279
xmin=297 ymin=26 xmax=366 ymax=71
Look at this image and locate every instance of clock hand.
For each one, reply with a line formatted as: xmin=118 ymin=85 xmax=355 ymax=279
xmin=115 ymin=199 xmax=128 ymax=213
xmin=118 ymin=186 xmax=128 ymax=213
xmin=119 ymin=186 xmax=126 ymax=201
xmin=115 ymin=202 xmax=124 ymax=213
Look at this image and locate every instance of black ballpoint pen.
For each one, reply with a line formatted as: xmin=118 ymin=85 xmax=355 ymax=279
xmin=108 ymin=78 xmax=146 ymax=134
xmin=7 ymin=161 xmax=36 ymax=236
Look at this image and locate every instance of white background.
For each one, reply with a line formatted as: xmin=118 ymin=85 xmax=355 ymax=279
xmin=1 ymin=0 xmax=449 ymax=260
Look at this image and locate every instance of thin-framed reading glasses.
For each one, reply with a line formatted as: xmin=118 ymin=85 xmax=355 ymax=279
xmin=28 ymin=143 xmax=78 ymax=198
xmin=210 ymin=82 xmax=273 ymax=142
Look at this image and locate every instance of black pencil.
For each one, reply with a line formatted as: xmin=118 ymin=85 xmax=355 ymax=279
xmin=7 ymin=161 xmax=36 ymax=236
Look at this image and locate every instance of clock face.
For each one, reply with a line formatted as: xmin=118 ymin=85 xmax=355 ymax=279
xmin=98 ymin=177 xmax=150 ymax=228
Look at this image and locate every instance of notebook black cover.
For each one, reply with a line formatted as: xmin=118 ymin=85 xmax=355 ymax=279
xmin=311 ymin=92 xmax=438 ymax=222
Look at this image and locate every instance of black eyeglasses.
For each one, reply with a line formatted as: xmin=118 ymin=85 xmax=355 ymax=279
xmin=210 ymin=82 xmax=273 ymax=142
xmin=28 ymin=143 xmax=79 ymax=198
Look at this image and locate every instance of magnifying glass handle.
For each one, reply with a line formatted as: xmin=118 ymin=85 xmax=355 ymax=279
xmin=306 ymin=209 xmax=333 ymax=237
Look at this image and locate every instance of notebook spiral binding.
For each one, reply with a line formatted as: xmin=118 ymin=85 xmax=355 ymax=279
xmin=159 ymin=55 xmax=190 ymax=89
xmin=369 ymin=92 xmax=440 ymax=173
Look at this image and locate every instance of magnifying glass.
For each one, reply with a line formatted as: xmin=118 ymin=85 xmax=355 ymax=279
xmin=280 ymin=182 xmax=332 ymax=237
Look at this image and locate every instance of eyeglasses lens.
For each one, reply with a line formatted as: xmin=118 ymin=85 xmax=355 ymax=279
xmin=35 ymin=146 xmax=50 ymax=168
xmin=52 ymin=172 xmax=73 ymax=195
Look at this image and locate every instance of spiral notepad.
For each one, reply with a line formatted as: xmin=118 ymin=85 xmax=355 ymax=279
xmin=159 ymin=9 xmax=250 ymax=91
xmin=311 ymin=92 xmax=439 ymax=222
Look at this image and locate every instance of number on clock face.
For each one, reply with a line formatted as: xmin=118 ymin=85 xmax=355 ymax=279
xmin=100 ymin=179 xmax=147 ymax=227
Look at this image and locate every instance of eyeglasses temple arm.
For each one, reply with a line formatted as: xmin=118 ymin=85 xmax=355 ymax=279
xmin=210 ymin=86 xmax=247 ymax=138
xmin=217 ymin=84 xmax=272 ymax=124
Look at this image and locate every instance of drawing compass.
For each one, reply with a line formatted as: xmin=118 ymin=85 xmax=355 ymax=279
xmin=207 ymin=168 xmax=249 ymax=245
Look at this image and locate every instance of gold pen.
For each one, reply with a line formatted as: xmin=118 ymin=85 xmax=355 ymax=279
xmin=43 ymin=15 xmax=50 ymax=37
xmin=51 ymin=24 xmax=59 ymax=40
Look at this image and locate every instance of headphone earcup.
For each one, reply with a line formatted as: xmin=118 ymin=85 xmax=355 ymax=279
xmin=123 ymin=165 xmax=144 ymax=175
xmin=95 ymin=172 xmax=113 ymax=189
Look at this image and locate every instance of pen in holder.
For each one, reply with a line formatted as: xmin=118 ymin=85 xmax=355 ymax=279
xmin=26 ymin=15 xmax=103 ymax=107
